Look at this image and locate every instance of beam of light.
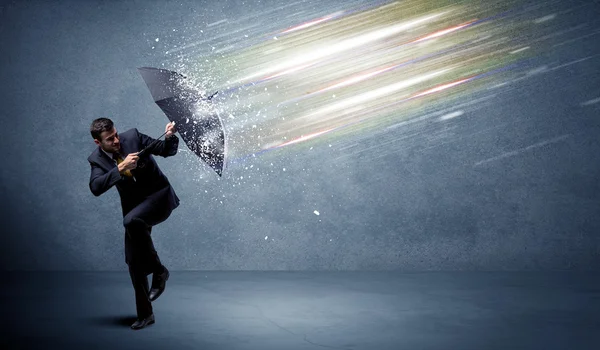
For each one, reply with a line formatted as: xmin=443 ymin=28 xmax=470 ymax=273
xmin=269 ymin=127 xmax=337 ymax=149
xmin=277 ymin=64 xmax=401 ymax=106
xmin=305 ymin=76 xmax=475 ymax=142
xmin=279 ymin=12 xmax=343 ymax=34
xmin=322 ymin=72 xmax=489 ymax=136
xmin=267 ymin=20 xmax=476 ymax=99
xmin=510 ymin=46 xmax=530 ymax=54
xmin=313 ymin=65 xmax=398 ymax=94
xmin=215 ymin=61 xmax=316 ymax=95
xmin=409 ymin=21 xmax=476 ymax=44
xmin=409 ymin=77 xmax=472 ymax=99
xmin=238 ymin=12 xmax=445 ymax=83
xmin=181 ymin=0 xmax=547 ymax=161
xmin=217 ymin=61 xmax=317 ymax=97
xmin=303 ymin=68 xmax=452 ymax=120
xmin=277 ymin=37 xmax=494 ymax=107
xmin=358 ymin=63 xmax=522 ymax=123
xmin=260 ymin=63 xmax=316 ymax=82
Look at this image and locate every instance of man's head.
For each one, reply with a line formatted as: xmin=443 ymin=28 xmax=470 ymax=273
xmin=91 ymin=117 xmax=121 ymax=153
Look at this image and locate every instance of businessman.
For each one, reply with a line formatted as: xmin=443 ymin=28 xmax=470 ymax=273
xmin=88 ymin=117 xmax=179 ymax=330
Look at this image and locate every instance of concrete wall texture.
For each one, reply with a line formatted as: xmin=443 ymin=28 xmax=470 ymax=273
xmin=1 ymin=0 xmax=598 ymax=271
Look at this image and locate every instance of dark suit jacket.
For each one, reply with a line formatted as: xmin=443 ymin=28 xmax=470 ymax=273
xmin=88 ymin=128 xmax=180 ymax=217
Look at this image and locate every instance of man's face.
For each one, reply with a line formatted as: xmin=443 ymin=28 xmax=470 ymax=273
xmin=94 ymin=127 xmax=121 ymax=153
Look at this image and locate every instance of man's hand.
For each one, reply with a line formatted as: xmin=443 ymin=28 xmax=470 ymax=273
xmin=165 ymin=121 xmax=177 ymax=139
xmin=118 ymin=152 xmax=139 ymax=173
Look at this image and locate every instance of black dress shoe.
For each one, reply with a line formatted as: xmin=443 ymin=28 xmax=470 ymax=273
xmin=131 ymin=314 xmax=155 ymax=330
xmin=149 ymin=267 xmax=170 ymax=302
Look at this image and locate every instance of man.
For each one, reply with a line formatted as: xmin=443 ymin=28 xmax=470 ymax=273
xmin=88 ymin=117 xmax=179 ymax=330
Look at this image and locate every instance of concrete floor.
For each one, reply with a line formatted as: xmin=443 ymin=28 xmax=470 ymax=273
xmin=1 ymin=271 xmax=599 ymax=350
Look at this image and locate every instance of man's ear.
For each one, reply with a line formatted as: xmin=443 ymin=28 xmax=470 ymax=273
xmin=93 ymin=139 xmax=101 ymax=146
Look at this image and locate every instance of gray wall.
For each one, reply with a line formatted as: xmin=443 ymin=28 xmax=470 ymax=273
xmin=1 ymin=0 xmax=598 ymax=271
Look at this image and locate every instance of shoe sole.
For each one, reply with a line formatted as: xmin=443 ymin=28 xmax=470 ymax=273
xmin=131 ymin=319 xmax=155 ymax=330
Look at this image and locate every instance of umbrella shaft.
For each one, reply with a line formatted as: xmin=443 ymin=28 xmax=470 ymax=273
xmin=139 ymin=130 xmax=169 ymax=156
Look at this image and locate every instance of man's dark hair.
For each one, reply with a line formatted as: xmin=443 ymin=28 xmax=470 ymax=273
xmin=90 ymin=118 xmax=114 ymax=141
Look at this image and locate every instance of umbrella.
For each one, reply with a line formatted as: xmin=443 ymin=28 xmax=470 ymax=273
xmin=137 ymin=66 xmax=226 ymax=177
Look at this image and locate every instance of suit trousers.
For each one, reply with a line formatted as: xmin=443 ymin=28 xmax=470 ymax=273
xmin=123 ymin=186 xmax=174 ymax=318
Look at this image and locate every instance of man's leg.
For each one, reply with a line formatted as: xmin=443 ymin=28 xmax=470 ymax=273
xmin=123 ymin=191 xmax=174 ymax=310
xmin=128 ymin=262 xmax=153 ymax=318
xmin=124 ymin=229 xmax=154 ymax=323
xmin=125 ymin=221 xmax=163 ymax=274
xmin=123 ymin=198 xmax=173 ymax=275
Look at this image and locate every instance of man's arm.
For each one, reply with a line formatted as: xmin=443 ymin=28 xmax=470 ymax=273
xmin=89 ymin=162 xmax=122 ymax=196
xmin=136 ymin=127 xmax=179 ymax=158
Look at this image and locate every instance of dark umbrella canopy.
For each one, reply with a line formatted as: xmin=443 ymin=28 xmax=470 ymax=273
xmin=137 ymin=67 xmax=226 ymax=177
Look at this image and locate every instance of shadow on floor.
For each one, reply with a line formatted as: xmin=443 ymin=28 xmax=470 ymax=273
xmin=88 ymin=315 xmax=138 ymax=328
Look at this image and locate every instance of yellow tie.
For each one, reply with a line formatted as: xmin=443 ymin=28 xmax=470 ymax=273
xmin=114 ymin=154 xmax=133 ymax=177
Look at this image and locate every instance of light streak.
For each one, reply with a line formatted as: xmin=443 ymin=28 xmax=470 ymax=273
xmin=305 ymin=68 xmax=452 ymax=119
xmin=280 ymin=12 xmax=343 ymax=34
xmin=409 ymin=77 xmax=471 ymax=99
xmin=270 ymin=127 xmax=337 ymax=149
xmin=239 ymin=12 xmax=445 ymax=82
xmin=409 ymin=21 xmax=476 ymax=43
